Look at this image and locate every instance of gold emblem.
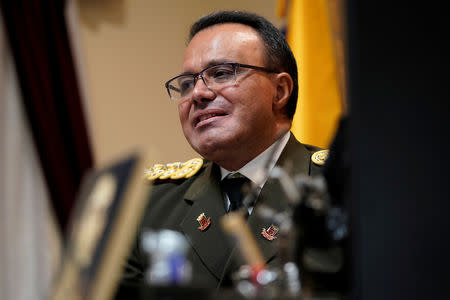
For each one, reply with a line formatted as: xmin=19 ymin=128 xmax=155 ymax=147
xmin=262 ymin=224 xmax=279 ymax=241
xmin=311 ymin=150 xmax=329 ymax=166
xmin=143 ymin=164 xmax=166 ymax=180
xmin=144 ymin=158 xmax=203 ymax=181
xmin=197 ymin=213 xmax=211 ymax=231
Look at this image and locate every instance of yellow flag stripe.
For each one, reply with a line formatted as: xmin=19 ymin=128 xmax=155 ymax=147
xmin=286 ymin=0 xmax=342 ymax=148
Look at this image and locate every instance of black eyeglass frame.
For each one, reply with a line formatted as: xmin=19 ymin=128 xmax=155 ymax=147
xmin=164 ymin=62 xmax=279 ymax=101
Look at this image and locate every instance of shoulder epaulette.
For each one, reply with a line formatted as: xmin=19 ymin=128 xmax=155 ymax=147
xmin=144 ymin=158 xmax=204 ymax=182
xmin=311 ymin=149 xmax=329 ymax=166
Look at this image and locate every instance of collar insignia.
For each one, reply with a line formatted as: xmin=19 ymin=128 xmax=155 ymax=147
xmin=197 ymin=213 xmax=211 ymax=231
xmin=262 ymin=224 xmax=279 ymax=241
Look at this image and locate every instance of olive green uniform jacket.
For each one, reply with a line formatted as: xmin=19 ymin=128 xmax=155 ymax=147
xmin=120 ymin=134 xmax=322 ymax=288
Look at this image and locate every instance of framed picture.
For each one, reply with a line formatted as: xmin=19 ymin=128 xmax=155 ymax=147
xmin=51 ymin=152 xmax=152 ymax=300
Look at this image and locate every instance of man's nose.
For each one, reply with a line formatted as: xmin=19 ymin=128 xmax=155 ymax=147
xmin=191 ymin=76 xmax=215 ymax=103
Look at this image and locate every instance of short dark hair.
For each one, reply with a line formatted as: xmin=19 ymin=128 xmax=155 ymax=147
xmin=189 ymin=10 xmax=298 ymax=119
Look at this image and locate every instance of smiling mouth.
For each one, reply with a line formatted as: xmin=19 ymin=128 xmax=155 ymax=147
xmin=195 ymin=113 xmax=227 ymax=127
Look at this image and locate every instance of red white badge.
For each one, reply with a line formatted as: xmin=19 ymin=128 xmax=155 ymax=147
xmin=197 ymin=213 xmax=211 ymax=231
xmin=262 ymin=224 xmax=279 ymax=240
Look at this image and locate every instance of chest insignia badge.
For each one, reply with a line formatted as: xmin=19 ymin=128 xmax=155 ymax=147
xmin=197 ymin=213 xmax=211 ymax=231
xmin=262 ymin=224 xmax=279 ymax=241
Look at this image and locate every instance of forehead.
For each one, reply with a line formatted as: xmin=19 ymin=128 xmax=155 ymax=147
xmin=182 ymin=23 xmax=265 ymax=72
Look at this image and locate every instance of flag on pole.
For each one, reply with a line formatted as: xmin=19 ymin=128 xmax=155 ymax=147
xmin=278 ymin=0 xmax=344 ymax=148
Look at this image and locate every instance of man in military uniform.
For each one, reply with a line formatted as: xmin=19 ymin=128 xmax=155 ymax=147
xmin=119 ymin=11 xmax=326 ymax=290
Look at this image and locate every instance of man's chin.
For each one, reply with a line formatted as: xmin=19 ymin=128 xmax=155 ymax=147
xmin=187 ymin=128 xmax=240 ymax=157
xmin=192 ymin=144 xmax=221 ymax=160
xmin=190 ymin=139 xmax=229 ymax=161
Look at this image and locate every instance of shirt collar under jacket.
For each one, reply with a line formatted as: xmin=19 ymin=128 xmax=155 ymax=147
xmin=220 ymin=131 xmax=291 ymax=189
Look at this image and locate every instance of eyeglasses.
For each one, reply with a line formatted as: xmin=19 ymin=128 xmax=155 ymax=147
xmin=164 ymin=62 xmax=279 ymax=101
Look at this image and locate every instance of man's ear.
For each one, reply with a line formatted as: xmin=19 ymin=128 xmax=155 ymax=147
xmin=273 ymin=72 xmax=293 ymax=112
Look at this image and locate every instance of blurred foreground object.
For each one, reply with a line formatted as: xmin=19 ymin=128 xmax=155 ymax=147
xmin=51 ymin=152 xmax=152 ymax=300
xmin=142 ymin=229 xmax=192 ymax=286
xmin=222 ymin=212 xmax=302 ymax=300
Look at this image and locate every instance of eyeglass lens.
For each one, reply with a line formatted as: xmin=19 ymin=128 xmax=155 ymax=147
xmin=168 ymin=64 xmax=237 ymax=100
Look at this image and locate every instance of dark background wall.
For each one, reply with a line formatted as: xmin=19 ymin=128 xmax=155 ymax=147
xmin=347 ymin=2 xmax=450 ymax=299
